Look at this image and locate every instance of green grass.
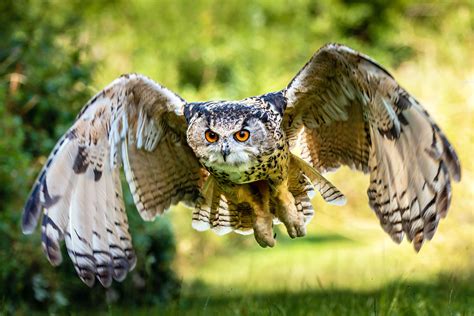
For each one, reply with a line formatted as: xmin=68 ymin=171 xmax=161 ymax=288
xmin=143 ymin=279 xmax=473 ymax=315
xmin=106 ymin=228 xmax=473 ymax=315
xmin=101 ymin=215 xmax=473 ymax=315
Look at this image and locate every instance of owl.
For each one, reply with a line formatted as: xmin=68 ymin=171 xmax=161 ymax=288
xmin=22 ymin=44 xmax=461 ymax=287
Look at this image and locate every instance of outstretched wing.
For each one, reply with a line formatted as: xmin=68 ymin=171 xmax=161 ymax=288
xmin=281 ymin=44 xmax=461 ymax=251
xmin=22 ymin=74 xmax=204 ymax=287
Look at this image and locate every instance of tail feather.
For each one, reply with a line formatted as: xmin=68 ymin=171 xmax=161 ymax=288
xmin=191 ymin=176 xmax=261 ymax=236
xmin=191 ymin=175 xmax=252 ymax=235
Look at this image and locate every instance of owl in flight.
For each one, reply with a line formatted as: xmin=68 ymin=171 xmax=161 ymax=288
xmin=22 ymin=44 xmax=461 ymax=287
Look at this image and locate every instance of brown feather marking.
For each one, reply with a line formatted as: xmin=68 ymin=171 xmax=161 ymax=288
xmin=283 ymin=43 xmax=461 ymax=250
xmin=22 ymin=74 xmax=201 ymax=287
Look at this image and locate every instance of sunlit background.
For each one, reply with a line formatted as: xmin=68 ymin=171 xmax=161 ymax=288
xmin=0 ymin=0 xmax=472 ymax=314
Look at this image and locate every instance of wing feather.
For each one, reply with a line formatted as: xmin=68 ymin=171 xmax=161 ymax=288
xmin=22 ymin=74 xmax=204 ymax=286
xmin=65 ymin=171 xmax=96 ymax=287
xmin=92 ymin=164 xmax=114 ymax=287
xmin=283 ymin=43 xmax=461 ymax=250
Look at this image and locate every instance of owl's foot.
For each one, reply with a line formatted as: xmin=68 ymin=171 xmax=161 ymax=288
xmin=252 ymin=214 xmax=275 ymax=248
xmin=273 ymin=183 xmax=306 ymax=238
xmin=277 ymin=204 xmax=306 ymax=238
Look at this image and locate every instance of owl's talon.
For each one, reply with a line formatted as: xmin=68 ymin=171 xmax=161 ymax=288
xmin=275 ymin=199 xmax=306 ymax=239
xmin=254 ymin=232 xmax=275 ymax=248
xmin=253 ymin=226 xmax=275 ymax=247
xmin=252 ymin=214 xmax=275 ymax=248
xmin=295 ymin=223 xmax=306 ymax=237
xmin=287 ymin=226 xmax=297 ymax=239
xmin=284 ymin=220 xmax=306 ymax=239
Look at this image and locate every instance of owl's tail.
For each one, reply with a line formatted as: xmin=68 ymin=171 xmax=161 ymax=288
xmin=191 ymin=175 xmax=255 ymax=235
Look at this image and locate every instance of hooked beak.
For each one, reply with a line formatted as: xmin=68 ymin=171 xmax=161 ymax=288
xmin=221 ymin=142 xmax=231 ymax=161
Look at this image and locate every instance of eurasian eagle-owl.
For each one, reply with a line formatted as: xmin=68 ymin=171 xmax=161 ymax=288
xmin=22 ymin=44 xmax=461 ymax=287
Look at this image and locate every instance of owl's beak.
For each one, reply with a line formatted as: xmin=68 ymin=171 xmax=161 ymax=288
xmin=221 ymin=142 xmax=231 ymax=161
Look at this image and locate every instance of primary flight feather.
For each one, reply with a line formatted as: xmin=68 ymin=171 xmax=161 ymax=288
xmin=22 ymin=43 xmax=461 ymax=287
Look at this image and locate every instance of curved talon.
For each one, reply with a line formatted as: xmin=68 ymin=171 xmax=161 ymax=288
xmin=254 ymin=232 xmax=276 ymax=248
xmin=252 ymin=214 xmax=275 ymax=248
xmin=295 ymin=222 xmax=306 ymax=237
xmin=275 ymin=200 xmax=306 ymax=239
xmin=286 ymin=225 xmax=298 ymax=239
xmin=282 ymin=218 xmax=306 ymax=238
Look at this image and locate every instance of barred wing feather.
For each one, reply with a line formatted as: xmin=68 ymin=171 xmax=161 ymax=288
xmin=283 ymin=44 xmax=461 ymax=251
xmin=22 ymin=74 xmax=204 ymax=287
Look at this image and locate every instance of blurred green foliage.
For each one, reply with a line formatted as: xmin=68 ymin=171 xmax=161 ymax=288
xmin=0 ymin=1 xmax=95 ymax=311
xmin=0 ymin=0 xmax=472 ymax=314
xmin=0 ymin=0 xmax=95 ymax=214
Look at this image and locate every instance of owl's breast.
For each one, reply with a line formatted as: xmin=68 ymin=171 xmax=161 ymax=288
xmin=202 ymin=160 xmax=256 ymax=184
xmin=201 ymin=141 xmax=289 ymax=185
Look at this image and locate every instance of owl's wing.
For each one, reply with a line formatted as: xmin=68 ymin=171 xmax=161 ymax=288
xmin=22 ymin=74 xmax=204 ymax=287
xmin=281 ymin=44 xmax=461 ymax=251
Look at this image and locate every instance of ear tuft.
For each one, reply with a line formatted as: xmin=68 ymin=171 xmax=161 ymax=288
xmin=184 ymin=103 xmax=202 ymax=123
xmin=261 ymin=91 xmax=287 ymax=115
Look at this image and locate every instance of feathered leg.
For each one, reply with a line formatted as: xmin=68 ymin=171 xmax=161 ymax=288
xmin=273 ymin=179 xmax=306 ymax=238
xmin=238 ymin=182 xmax=275 ymax=247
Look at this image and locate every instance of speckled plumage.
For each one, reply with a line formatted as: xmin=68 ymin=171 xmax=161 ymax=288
xmin=185 ymin=97 xmax=287 ymax=185
xmin=22 ymin=43 xmax=460 ymax=287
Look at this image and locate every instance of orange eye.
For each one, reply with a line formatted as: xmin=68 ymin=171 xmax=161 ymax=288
xmin=205 ymin=130 xmax=219 ymax=143
xmin=234 ymin=129 xmax=250 ymax=142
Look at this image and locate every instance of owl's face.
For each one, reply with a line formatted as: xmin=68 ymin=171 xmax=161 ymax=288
xmin=185 ymin=101 xmax=278 ymax=172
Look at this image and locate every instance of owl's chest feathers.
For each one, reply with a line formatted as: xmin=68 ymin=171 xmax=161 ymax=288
xmin=203 ymin=138 xmax=289 ymax=185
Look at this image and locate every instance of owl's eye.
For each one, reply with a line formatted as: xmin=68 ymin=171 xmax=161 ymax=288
xmin=205 ymin=130 xmax=219 ymax=143
xmin=234 ymin=129 xmax=250 ymax=142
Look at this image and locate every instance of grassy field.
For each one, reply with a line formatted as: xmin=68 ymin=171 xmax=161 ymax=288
xmin=115 ymin=185 xmax=472 ymax=315
xmin=108 ymin=219 xmax=473 ymax=315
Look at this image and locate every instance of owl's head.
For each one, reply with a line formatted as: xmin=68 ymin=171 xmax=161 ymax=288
xmin=184 ymin=101 xmax=279 ymax=169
